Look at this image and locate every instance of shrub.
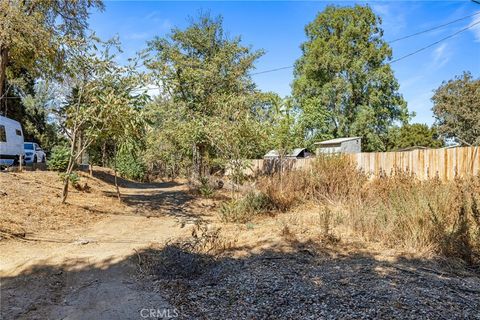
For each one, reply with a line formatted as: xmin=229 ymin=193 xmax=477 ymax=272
xmin=219 ymin=191 xmax=273 ymax=223
xmin=115 ymin=148 xmax=146 ymax=181
xmin=59 ymin=172 xmax=80 ymax=189
xmin=198 ymin=177 xmax=215 ymax=198
xmin=47 ymin=145 xmax=70 ymax=171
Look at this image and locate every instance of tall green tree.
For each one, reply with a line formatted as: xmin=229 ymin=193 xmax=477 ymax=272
xmin=146 ymin=14 xmax=266 ymax=178
xmin=432 ymin=72 xmax=480 ymax=145
xmin=293 ymin=5 xmax=409 ymax=151
xmin=0 ymin=0 xmax=104 ymax=105
xmin=386 ymin=123 xmax=444 ymax=151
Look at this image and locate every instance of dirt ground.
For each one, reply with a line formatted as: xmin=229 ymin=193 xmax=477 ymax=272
xmin=1 ymin=169 xmax=479 ymax=319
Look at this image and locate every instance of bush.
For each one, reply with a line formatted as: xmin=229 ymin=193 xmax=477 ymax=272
xmin=219 ymin=191 xmax=273 ymax=223
xmin=198 ymin=177 xmax=215 ymax=198
xmin=59 ymin=172 xmax=80 ymax=189
xmin=115 ymin=147 xmax=146 ymax=181
xmin=47 ymin=145 xmax=70 ymax=171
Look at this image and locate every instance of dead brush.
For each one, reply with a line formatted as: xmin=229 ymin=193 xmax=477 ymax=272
xmin=138 ymin=222 xmax=234 ymax=279
xmin=346 ymin=175 xmax=480 ymax=266
xmin=257 ymin=155 xmax=367 ymax=211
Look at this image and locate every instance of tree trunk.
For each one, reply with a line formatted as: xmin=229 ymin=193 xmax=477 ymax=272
xmin=113 ymin=144 xmax=121 ymax=201
xmin=101 ymin=141 xmax=106 ymax=167
xmin=0 ymin=46 xmax=9 ymax=107
xmin=0 ymin=47 xmax=8 ymax=94
xmin=62 ymin=131 xmax=78 ymax=204
xmin=76 ymin=132 xmax=83 ymax=165
xmin=61 ymin=160 xmax=74 ymax=204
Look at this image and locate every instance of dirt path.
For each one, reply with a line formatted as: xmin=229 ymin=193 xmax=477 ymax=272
xmin=0 ymin=182 xmax=197 ymax=320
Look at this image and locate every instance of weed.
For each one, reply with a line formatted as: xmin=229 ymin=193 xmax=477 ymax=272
xmin=60 ymin=172 xmax=80 ymax=189
xmin=219 ymin=191 xmax=273 ymax=223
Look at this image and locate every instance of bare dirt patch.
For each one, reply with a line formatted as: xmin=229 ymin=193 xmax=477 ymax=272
xmin=0 ymin=170 xmax=130 ymax=238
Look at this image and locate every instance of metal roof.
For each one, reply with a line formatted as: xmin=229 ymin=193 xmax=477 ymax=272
xmin=288 ymin=148 xmax=307 ymax=157
xmin=264 ymin=150 xmax=280 ymax=157
xmin=314 ymin=137 xmax=361 ymax=145
xmin=264 ymin=148 xmax=309 ymax=158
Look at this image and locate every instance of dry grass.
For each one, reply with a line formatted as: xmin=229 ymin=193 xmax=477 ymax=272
xmin=349 ymin=176 xmax=480 ymax=266
xmin=226 ymin=156 xmax=480 ymax=267
xmin=258 ymin=155 xmax=367 ymax=211
xmin=0 ymin=169 xmax=131 ymax=238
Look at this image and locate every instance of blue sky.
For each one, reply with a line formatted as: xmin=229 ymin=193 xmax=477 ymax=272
xmin=89 ymin=1 xmax=480 ymax=125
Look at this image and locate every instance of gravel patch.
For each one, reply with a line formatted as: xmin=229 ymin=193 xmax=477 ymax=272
xmin=144 ymin=247 xmax=480 ymax=319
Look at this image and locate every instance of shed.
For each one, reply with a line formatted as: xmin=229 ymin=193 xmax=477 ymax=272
xmin=314 ymin=137 xmax=361 ymax=155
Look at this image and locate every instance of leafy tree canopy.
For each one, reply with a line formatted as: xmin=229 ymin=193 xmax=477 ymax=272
xmin=432 ymin=72 xmax=480 ymax=146
xmin=0 ymin=0 xmax=104 ymax=100
xmin=386 ymin=123 xmax=444 ymax=151
xmin=293 ymin=5 xmax=410 ymax=151
xmin=145 ymin=14 xmax=271 ymax=177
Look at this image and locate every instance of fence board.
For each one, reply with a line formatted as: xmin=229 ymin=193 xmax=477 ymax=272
xmin=242 ymin=147 xmax=479 ymax=180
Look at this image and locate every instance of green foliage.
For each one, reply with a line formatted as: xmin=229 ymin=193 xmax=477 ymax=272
xmin=48 ymin=146 xmax=71 ymax=171
xmin=219 ymin=191 xmax=273 ymax=223
xmin=0 ymin=0 xmax=104 ymax=99
xmin=268 ymin=97 xmax=306 ymax=156
xmin=386 ymin=123 xmax=444 ymax=151
xmin=59 ymin=172 xmax=80 ymax=189
xmin=198 ymin=177 xmax=215 ymax=198
xmin=145 ymin=14 xmax=270 ymax=178
xmin=293 ymin=5 xmax=410 ymax=151
xmin=115 ymin=145 xmax=146 ymax=181
xmin=432 ymin=72 xmax=480 ymax=145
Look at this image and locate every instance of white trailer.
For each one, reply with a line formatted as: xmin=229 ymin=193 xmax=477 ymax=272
xmin=0 ymin=115 xmax=25 ymax=166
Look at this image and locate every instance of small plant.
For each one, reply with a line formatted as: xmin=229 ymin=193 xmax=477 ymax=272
xmin=48 ymin=145 xmax=70 ymax=171
xmin=139 ymin=223 xmax=232 ymax=280
xmin=319 ymin=207 xmax=332 ymax=236
xmin=60 ymin=172 xmax=80 ymax=189
xmin=219 ymin=191 xmax=272 ymax=223
xmin=198 ymin=177 xmax=215 ymax=198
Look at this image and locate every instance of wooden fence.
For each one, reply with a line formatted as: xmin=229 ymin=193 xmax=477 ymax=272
xmin=244 ymin=146 xmax=480 ymax=180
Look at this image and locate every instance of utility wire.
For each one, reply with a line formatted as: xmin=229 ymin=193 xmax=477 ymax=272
xmin=390 ymin=19 xmax=480 ymax=63
xmin=388 ymin=10 xmax=480 ymax=43
xmin=251 ymin=66 xmax=294 ymax=76
xmin=250 ymin=12 xmax=480 ymax=75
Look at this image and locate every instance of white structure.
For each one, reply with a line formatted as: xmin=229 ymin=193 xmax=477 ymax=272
xmin=0 ymin=115 xmax=25 ymax=166
xmin=314 ymin=137 xmax=361 ymax=155
xmin=264 ymin=148 xmax=312 ymax=159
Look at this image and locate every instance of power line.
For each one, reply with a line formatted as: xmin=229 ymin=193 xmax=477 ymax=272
xmin=250 ymin=12 xmax=480 ymax=75
xmin=390 ymin=19 xmax=480 ymax=64
xmin=251 ymin=65 xmax=294 ymax=76
xmin=388 ymin=11 xmax=480 ymax=43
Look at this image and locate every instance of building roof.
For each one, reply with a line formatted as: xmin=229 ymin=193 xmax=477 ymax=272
xmin=314 ymin=137 xmax=361 ymax=145
xmin=264 ymin=150 xmax=279 ymax=157
xmin=264 ymin=148 xmax=309 ymax=158
xmin=288 ymin=148 xmax=307 ymax=157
